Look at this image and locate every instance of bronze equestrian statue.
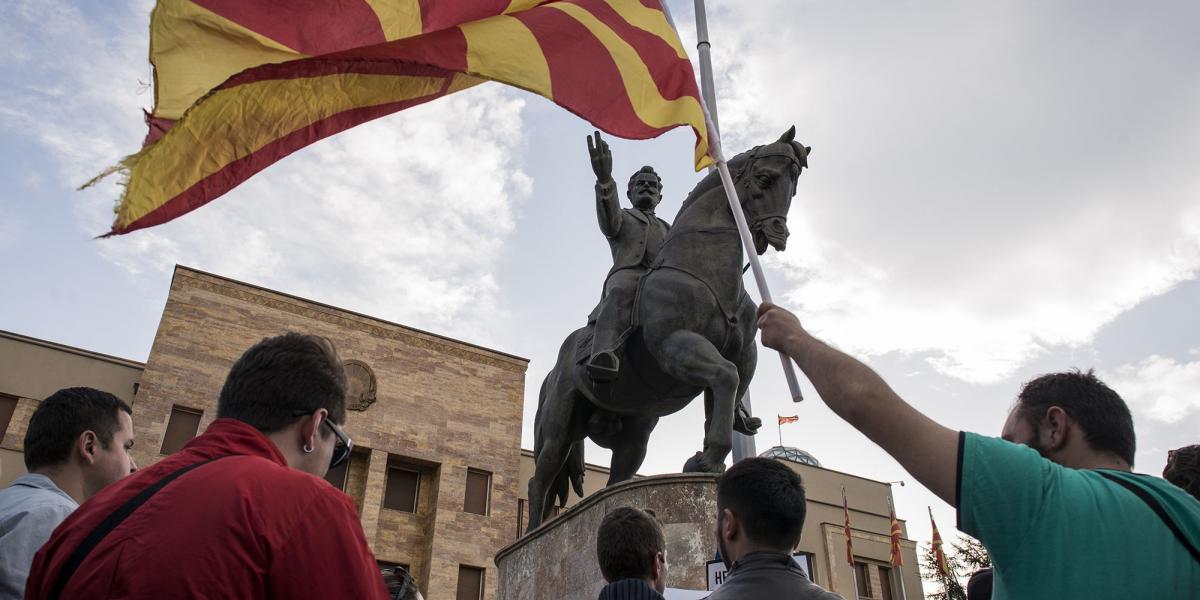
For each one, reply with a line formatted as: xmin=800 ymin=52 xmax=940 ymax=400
xmin=527 ymin=127 xmax=811 ymax=532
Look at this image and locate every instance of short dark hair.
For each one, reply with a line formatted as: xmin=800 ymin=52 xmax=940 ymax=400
xmin=217 ymin=333 xmax=347 ymax=432
xmin=24 ymin=387 xmax=132 ymax=471
xmin=1016 ymin=369 xmax=1135 ymax=465
xmin=1164 ymin=445 xmax=1200 ymax=501
xmin=717 ymin=457 xmax=806 ymax=550
xmin=596 ymin=507 xmax=664 ymax=583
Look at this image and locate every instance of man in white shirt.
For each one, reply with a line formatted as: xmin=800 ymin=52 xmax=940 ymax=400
xmin=0 ymin=387 xmax=137 ymax=600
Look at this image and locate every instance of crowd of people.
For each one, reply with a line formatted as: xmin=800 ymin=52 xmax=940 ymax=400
xmin=0 ymin=304 xmax=1197 ymax=599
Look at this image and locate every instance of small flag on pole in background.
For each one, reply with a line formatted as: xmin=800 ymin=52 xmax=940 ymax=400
xmin=889 ymin=502 xmax=903 ymax=567
xmin=778 ymin=414 xmax=799 ymax=425
xmin=929 ymin=506 xmax=949 ymax=576
xmin=842 ymin=487 xmax=854 ymax=566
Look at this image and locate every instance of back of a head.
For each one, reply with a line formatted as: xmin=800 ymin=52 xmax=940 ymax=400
xmin=596 ymin=507 xmax=665 ymax=583
xmin=1017 ymin=369 xmax=1136 ymax=465
xmin=1164 ymin=444 xmax=1200 ymax=501
xmin=24 ymin=387 xmax=131 ymax=471
xmin=217 ymin=332 xmax=348 ymax=431
xmin=382 ymin=566 xmax=424 ymax=600
xmin=966 ymin=568 xmax=993 ymax=600
xmin=717 ymin=457 xmax=806 ymax=551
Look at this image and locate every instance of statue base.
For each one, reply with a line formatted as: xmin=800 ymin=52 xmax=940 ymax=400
xmin=495 ymin=473 xmax=720 ymax=599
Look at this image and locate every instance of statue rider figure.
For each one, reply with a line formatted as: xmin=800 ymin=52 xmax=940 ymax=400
xmin=585 ymin=131 xmax=669 ymax=383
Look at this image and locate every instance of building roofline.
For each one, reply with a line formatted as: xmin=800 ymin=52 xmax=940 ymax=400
xmin=0 ymin=330 xmax=146 ymax=369
xmin=765 ymin=448 xmax=898 ymax=488
xmin=173 ymin=265 xmax=530 ymax=364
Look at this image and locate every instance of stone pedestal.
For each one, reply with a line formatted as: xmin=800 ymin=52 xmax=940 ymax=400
xmin=495 ymin=474 xmax=720 ymax=600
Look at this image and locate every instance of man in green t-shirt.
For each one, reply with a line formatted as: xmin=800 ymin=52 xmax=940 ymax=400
xmin=755 ymin=303 xmax=1200 ymax=600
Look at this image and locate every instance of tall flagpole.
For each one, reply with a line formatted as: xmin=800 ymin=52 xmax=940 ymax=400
xmin=691 ymin=0 xmax=804 ymax=407
xmin=887 ymin=494 xmax=909 ymax=600
xmin=844 ymin=487 xmax=861 ymax=600
xmin=695 ymin=0 xmax=756 ymax=464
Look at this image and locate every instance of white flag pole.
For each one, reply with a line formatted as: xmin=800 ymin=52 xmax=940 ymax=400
xmin=685 ymin=0 xmax=804 ymax=404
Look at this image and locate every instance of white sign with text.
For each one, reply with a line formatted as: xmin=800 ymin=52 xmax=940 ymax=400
xmin=706 ymin=554 xmax=813 ymax=591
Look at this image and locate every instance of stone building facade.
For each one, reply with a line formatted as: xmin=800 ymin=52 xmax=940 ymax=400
xmin=130 ymin=266 xmax=529 ymax=600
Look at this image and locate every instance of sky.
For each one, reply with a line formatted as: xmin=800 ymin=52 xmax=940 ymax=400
xmin=2 ymin=0 xmax=1199 ymax=587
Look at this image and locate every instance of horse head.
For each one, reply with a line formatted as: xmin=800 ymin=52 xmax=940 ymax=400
xmin=730 ymin=126 xmax=811 ymax=254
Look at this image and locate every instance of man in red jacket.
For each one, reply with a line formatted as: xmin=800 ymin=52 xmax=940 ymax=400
xmin=26 ymin=332 xmax=389 ymax=599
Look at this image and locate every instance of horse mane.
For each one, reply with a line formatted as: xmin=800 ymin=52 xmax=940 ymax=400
xmin=677 ymin=149 xmax=751 ymax=216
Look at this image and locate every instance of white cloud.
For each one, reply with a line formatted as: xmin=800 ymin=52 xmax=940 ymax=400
xmin=1 ymin=0 xmax=532 ymax=345
xmin=1105 ymin=350 xmax=1200 ymax=424
xmin=697 ymin=0 xmax=1200 ymax=383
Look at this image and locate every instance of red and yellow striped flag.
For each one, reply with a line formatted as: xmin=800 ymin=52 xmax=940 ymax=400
xmin=929 ymin=507 xmax=949 ymax=576
xmin=97 ymin=0 xmax=713 ymax=236
xmin=842 ymin=487 xmax=854 ymax=566
xmin=888 ymin=503 xmax=903 ymax=567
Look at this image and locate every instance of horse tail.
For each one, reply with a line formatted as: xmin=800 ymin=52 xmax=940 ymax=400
xmin=566 ymin=439 xmax=585 ymax=498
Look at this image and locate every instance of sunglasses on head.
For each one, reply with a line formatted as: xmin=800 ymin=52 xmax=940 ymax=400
xmin=292 ymin=410 xmax=353 ymax=469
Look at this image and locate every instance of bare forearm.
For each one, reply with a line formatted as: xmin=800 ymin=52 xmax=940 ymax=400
xmin=785 ymin=332 xmax=959 ymax=505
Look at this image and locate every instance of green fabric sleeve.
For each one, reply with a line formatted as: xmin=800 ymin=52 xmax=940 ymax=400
xmin=957 ymin=432 xmax=1060 ymax=563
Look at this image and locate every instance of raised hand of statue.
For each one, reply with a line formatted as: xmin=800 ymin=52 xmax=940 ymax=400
xmin=587 ymin=131 xmax=612 ymax=182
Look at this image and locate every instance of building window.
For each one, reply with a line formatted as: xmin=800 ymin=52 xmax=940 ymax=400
xmin=878 ymin=565 xmax=894 ymax=600
xmin=160 ymin=405 xmax=203 ymax=455
xmin=456 ymin=565 xmax=485 ymax=600
xmin=384 ymin=462 xmax=420 ymax=513
xmin=516 ymin=499 xmax=526 ymax=538
xmin=854 ymin=562 xmax=873 ymax=599
xmin=0 ymin=393 xmax=17 ymax=440
xmin=464 ymin=468 xmax=491 ymax=515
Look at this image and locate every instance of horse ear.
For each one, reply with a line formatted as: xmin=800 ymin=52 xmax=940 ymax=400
xmin=778 ymin=125 xmax=796 ymax=143
xmin=805 ymin=145 xmax=812 ymax=156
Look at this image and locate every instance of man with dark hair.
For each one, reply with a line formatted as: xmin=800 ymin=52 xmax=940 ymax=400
xmin=0 ymin=387 xmax=135 ymax=600
xmin=595 ymin=507 xmax=667 ymax=600
xmin=1164 ymin=444 xmax=1200 ymax=501
xmin=757 ymin=303 xmax=1200 ymax=599
xmin=709 ymin=458 xmax=840 ymax=600
xmin=26 ymin=333 xmax=389 ymax=599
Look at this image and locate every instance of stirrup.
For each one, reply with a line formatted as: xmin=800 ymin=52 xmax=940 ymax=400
xmin=587 ymin=351 xmax=620 ymax=383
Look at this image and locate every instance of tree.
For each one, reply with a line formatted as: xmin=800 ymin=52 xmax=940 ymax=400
xmin=920 ymin=536 xmax=991 ymax=600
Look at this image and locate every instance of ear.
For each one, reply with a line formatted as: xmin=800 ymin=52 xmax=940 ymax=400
xmin=1043 ymin=406 xmax=1071 ymax=450
xmin=804 ymin=145 xmax=812 ymax=156
xmin=77 ymin=430 xmax=99 ymax=465
xmin=301 ymin=409 xmax=326 ymax=448
xmin=778 ymin=125 xmax=796 ymax=143
xmin=721 ymin=507 xmax=739 ymax=540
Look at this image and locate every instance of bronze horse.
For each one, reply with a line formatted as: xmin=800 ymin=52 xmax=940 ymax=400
xmin=527 ymin=127 xmax=810 ymax=532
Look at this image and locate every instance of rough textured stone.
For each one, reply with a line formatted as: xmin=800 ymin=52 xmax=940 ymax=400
xmin=497 ymin=473 xmax=720 ymax=599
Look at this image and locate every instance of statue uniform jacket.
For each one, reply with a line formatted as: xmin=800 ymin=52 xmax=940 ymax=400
xmin=25 ymin=419 xmax=389 ymax=600
xmin=596 ymin=179 xmax=670 ymax=279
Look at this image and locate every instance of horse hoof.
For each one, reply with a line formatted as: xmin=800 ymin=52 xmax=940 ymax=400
xmin=683 ymin=452 xmax=728 ymax=473
xmin=733 ymin=416 xmax=762 ymax=435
